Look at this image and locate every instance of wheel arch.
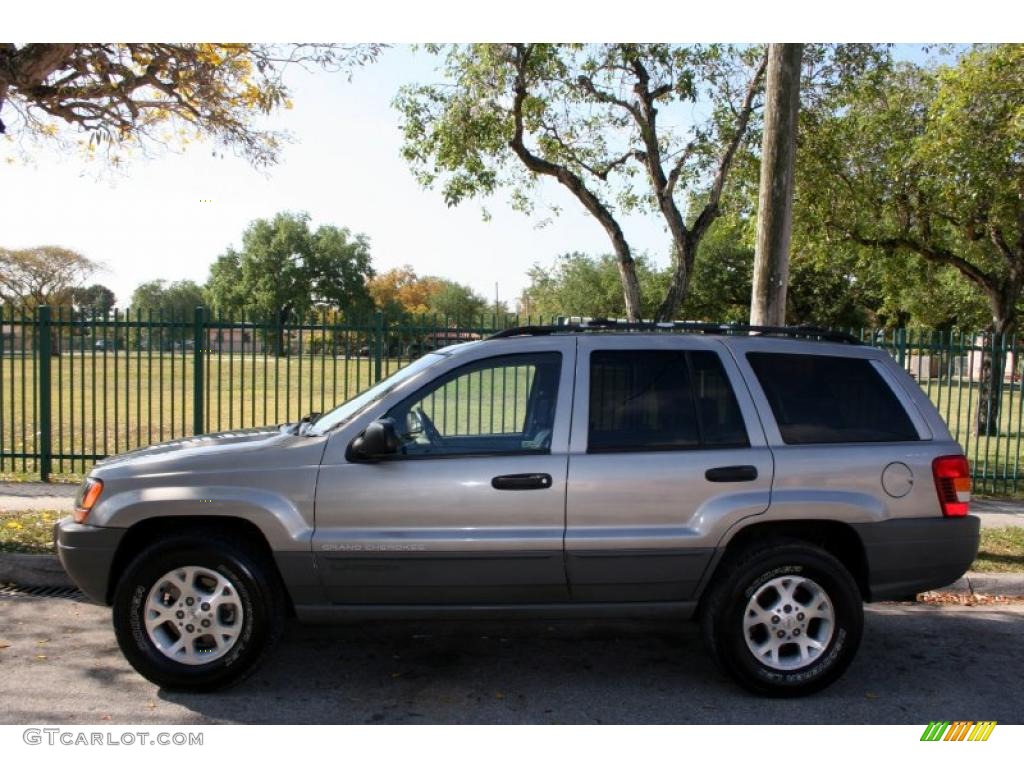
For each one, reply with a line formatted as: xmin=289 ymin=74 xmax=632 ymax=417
xmin=702 ymin=519 xmax=870 ymax=605
xmin=105 ymin=516 xmax=293 ymax=613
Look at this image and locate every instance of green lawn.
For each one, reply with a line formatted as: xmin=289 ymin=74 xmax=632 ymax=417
xmin=973 ymin=526 xmax=1024 ymax=573
xmin=0 ymin=510 xmax=61 ymax=553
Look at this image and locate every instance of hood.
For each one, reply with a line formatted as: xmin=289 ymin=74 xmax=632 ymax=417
xmin=92 ymin=425 xmax=313 ymax=476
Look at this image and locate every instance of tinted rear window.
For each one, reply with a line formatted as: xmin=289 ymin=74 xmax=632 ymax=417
xmin=746 ymin=352 xmax=919 ymax=444
xmin=589 ymin=350 xmax=748 ymax=452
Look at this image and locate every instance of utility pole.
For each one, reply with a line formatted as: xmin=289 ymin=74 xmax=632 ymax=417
xmin=750 ymin=43 xmax=803 ymax=327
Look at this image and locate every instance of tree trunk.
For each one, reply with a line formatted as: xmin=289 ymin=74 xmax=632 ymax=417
xmin=750 ymin=43 xmax=803 ymax=327
xmin=613 ymin=244 xmax=643 ymax=322
xmin=975 ymin=303 xmax=1016 ymax=437
xmin=276 ymin=305 xmax=293 ymax=357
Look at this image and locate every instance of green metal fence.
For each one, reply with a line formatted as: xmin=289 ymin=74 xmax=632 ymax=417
xmin=1 ymin=307 xmax=1022 ymax=494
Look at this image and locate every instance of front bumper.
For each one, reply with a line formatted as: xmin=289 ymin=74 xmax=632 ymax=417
xmin=853 ymin=515 xmax=981 ymax=601
xmin=54 ymin=518 xmax=125 ymax=604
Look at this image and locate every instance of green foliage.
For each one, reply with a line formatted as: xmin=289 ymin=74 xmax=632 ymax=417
xmin=204 ymin=212 xmax=375 ymax=323
xmin=796 ymin=44 xmax=1024 ymax=331
xmin=427 ymin=280 xmax=490 ymax=319
xmin=521 ymin=252 xmax=667 ymax=319
xmin=130 ymin=279 xmax=205 ymax=319
xmin=678 ymin=214 xmax=753 ymax=323
xmin=70 ymin=283 xmax=116 ymax=313
xmin=397 ymin=44 xmax=759 ymax=214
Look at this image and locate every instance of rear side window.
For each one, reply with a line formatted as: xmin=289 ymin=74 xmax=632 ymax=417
xmin=746 ymin=352 xmax=919 ymax=444
xmin=588 ymin=350 xmax=748 ymax=453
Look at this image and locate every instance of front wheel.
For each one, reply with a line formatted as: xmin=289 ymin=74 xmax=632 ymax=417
xmin=112 ymin=532 xmax=286 ymax=691
xmin=700 ymin=540 xmax=864 ymax=697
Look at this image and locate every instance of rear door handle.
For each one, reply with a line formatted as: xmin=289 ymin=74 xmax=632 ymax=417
xmin=705 ymin=465 xmax=758 ymax=483
xmin=491 ymin=473 xmax=553 ymax=491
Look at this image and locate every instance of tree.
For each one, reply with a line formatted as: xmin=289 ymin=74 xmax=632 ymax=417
xmin=0 ymin=44 xmax=381 ymax=165
xmin=397 ymin=44 xmax=769 ymax=321
xmin=0 ymin=246 xmax=97 ymax=308
xmin=368 ymin=265 xmax=444 ymax=316
xmin=205 ymin=212 xmax=375 ymax=353
xmin=127 ymin=279 xmax=205 ymax=348
xmin=680 ymin=215 xmax=754 ymax=323
xmin=520 ymin=252 xmax=668 ymax=319
xmin=70 ymin=283 xmax=116 ymax=313
xmin=427 ymin=280 xmax=489 ymax=319
xmin=798 ymin=45 xmax=1024 ymax=434
xmin=750 ymin=44 xmax=803 ymax=326
xmin=130 ymin=279 xmax=205 ymax=318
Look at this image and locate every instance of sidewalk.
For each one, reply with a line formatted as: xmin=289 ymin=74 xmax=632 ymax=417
xmin=3 ymin=483 xmax=1022 ymax=524
xmin=0 ymin=482 xmax=77 ymax=513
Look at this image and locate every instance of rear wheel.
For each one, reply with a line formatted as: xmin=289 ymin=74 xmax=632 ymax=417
xmin=112 ymin=532 xmax=286 ymax=691
xmin=701 ymin=540 xmax=863 ymax=696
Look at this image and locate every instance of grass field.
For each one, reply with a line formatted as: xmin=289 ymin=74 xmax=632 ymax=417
xmin=1 ymin=350 xmax=1022 ymax=491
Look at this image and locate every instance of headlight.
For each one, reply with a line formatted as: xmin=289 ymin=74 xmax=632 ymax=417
xmin=73 ymin=478 xmax=104 ymax=523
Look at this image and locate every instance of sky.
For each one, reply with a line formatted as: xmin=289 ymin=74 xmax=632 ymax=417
xmin=1 ymin=45 xmax=674 ymax=311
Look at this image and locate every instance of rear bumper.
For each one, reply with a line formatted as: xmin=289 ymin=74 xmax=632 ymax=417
xmin=853 ymin=515 xmax=980 ymax=601
xmin=54 ymin=518 xmax=125 ymax=604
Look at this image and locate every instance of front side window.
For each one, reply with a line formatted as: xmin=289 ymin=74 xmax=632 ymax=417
xmin=387 ymin=353 xmax=562 ymax=457
xmin=746 ymin=352 xmax=919 ymax=444
xmin=588 ymin=350 xmax=748 ymax=453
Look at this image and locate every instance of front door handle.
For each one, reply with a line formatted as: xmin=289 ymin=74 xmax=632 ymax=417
xmin=705 ymin=465 xmax=758 ymax=483
xmin=491 ymin=473 xmax=553 ymax=491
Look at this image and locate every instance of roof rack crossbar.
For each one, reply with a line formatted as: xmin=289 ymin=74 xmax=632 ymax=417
xmin=488 ymin=320 xmax=860 ymax=345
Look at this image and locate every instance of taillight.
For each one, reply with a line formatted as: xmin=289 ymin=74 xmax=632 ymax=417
xmin=932 ymin=455 xmax=971 ymax=517
xmin=73 ymin=478 xmax=104 ymax=523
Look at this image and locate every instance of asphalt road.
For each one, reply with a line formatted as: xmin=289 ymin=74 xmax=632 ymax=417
xmin=1 ymin=594 xmax=1022 ymax=725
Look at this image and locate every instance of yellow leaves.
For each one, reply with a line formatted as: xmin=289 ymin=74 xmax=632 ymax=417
xmin=5 ymin=521 xmax=23 ymax=530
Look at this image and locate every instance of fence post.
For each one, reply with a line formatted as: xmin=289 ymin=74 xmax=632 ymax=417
xmin=37 ymin=306 xmax=53 ymax=482
xmin=193 ymin=306 xmax=205 ymax=436
xmin=373 ymin=311 xmax=384 ymax=383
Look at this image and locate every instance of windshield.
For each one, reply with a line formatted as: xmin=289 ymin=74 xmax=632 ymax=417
xmin=306 ymin=353 xmax=445 ymax=436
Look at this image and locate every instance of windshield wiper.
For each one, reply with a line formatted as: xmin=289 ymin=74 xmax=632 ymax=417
xmin=280 ymin=412 xmax=322 ymax=436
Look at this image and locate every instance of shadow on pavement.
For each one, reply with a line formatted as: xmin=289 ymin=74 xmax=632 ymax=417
xmin=154 ymin=605 xmax=1024 ymax=725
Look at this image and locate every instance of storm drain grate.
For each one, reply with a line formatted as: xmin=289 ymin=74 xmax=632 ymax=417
xmin=0 ymin=583 xmax=84 ymax=600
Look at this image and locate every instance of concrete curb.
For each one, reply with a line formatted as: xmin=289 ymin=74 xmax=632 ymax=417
xmin=0 ymin=552 xmax=72 ymax=588
xmin=937 ymin=571 xmax=1024 ymax=597
xmin=2 ymin=552 xmax=1024 ymax=597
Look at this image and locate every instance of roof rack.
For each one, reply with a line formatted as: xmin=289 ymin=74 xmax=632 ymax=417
xmin=488 ymin=319 xmax=861 ymax=345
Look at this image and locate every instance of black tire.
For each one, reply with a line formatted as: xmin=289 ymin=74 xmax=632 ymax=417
xmin=700 ymin=539 xmax=863 ymax=697
xmin=112 ymin=531 xmax=286 ymax=691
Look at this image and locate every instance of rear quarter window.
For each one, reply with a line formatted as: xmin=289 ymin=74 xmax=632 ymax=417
xmin=746 ymin=352 xmax=919 ymax=444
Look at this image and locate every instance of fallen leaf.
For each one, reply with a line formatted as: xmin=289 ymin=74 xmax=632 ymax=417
xmin=0 ymin=643 xmax=10 ymax=650
xmin=34 ymin=654 xmax=47 ymax=660
xmin=865 ymin=692 xmax=880 ymax=699
xmin=36 ymin=639 xmax=49 ymax=645
xmin=495 ymin=692 xmax=505 ymax=700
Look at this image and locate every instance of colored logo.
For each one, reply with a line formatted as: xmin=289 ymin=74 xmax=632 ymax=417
xmin=920 ymin=721 xmax=996 ymax=741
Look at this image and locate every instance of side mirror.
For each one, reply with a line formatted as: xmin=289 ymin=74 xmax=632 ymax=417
xmin=347 ymin=418 xmax=401 ymax=462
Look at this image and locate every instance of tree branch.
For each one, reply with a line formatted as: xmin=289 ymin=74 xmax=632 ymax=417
xmin=508 ymin=44 xmax=642 ymax=319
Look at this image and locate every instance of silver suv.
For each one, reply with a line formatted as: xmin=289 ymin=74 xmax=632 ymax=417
xmin=55 ymin=322 xmax=980 ymax=696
